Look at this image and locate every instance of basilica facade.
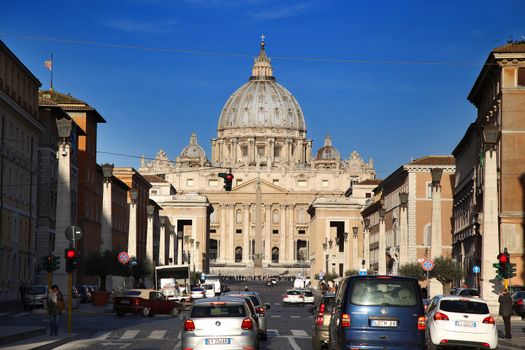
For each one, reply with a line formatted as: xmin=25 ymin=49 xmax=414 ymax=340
xmin=139 ymin=40 xmax=376 ymax=277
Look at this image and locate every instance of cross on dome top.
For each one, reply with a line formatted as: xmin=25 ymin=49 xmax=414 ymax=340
xmin=251 ymin=34 xmax=273 ymax=79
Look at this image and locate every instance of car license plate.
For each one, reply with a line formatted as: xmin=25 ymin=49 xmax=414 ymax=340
xmin=205 ymin=338 xmax=231 ymax=345
xmin=455 ymin=320 xmax=476 ymax=327
xmin=371 ymin=320 xmax=398 ymax=327
xmin=120 ymin=300 xmax=129 ymax=304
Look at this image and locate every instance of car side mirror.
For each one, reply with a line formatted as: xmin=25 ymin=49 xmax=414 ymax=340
xmin=265 ymin=303 xmax=271 ymax=310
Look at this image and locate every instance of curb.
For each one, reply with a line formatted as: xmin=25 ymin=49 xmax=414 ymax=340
xmin=0 ymin=328 xmax=46 ymax=346
xmin=499 ymin=339 xmax=525 ymax=349
xmin=29 ymin=334 xmax=80 ymax=350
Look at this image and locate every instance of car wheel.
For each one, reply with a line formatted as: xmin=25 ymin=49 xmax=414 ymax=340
xmin=116 ymin=310 xmax=125 ymax=317
xmin=142 ymin=306 xmax=151 ymax=317
xmin=171 ymin=307 xmax=180 ymax=317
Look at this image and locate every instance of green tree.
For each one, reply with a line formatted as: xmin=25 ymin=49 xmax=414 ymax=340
xmin=429 ymin=257 xmax=464 ymax=294
xmin=78 ymin=250 xmax=123 ymax=291
xmin=129 ymin=258 xmax=154 ymax=287
xmin=398 ymin=262 xmax=426 ymax=281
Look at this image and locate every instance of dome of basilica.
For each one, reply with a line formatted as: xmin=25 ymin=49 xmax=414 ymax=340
xmin=217 ymin=40 xmax=306 ymax=133
xmin=315 ymin=134 xmax=341 ymax=161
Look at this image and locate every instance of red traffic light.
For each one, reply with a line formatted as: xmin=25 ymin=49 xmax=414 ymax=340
xmin=66 ymin=249 xmax=76 ymax=259
xmin=497 ymin=253 xmax=508 ymax=264
xmin=226 ymin=173 xmax=234 ymax=181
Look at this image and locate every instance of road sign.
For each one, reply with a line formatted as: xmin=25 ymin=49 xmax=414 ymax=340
xmin=358 ymin=269 xmax=367 ymax=276
xmin=118 ymin=251 xmax=130 ymax=265
xmin=472 ymin=265 xmax=480 ymax=274
xmin=319 ymin=272 xmax=325 ymax=280
xmin=200 ymin=273 xmax=206 ymax=281
xmin=421 ymin=259 xmax=434 ymax=272
xmin=65 ymin=226 xmax=82 ymax=241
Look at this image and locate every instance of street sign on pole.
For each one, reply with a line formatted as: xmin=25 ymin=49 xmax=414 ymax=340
xmin=118 ymin=252 xmax=130 ymax=265
xmin=65 ymin=226 xmax=82 ymax=242
xmin=358 ymin=269 xmax=367 ymax=276
xmin=421 ymin=259 xmax=434 ymax=272
xmin=472 ymin=265 xmax=480 ymax=274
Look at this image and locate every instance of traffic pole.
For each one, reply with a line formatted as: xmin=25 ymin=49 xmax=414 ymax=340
xmin=47 ymin=271 xmax=52 ymax=290
xmin=67 ymin=271 xmax=72 ymax=333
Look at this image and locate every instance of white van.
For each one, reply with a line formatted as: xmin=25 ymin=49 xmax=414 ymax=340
xmin=204 ymin=274 xmax=222 ymax=295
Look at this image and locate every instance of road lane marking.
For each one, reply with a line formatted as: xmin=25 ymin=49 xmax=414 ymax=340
xmin=120 ymin=330 xmax=140 ymax=339
xmin=271 ymin=315 xmax=281 ymax=318
xmin=291 ymin=329 xmax=308 ymax=336
xmin=290 ymin=315 xmax=300 ymax=318
xmin=10 ymin=312 xmax=30 ymax=317
xmin=0 ymin=313 xmax=8 ymax=317
xmin=267 ymin=329 xmax=280 ymax=337
xmin=92 ymin=331 xmax=111 ymax=340
xmin=273 ymin=303 xmax=280 ymax=305
xmin=148 ymin=330 xmax=167 ymax=339
xmin=288 ymin=336 xmax=302 ymax=350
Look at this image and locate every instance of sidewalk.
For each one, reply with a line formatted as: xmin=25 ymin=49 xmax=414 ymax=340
xmin=0 ymin=329 xmax=78 ymax=350
xmin=497 ymin=320 xmax=525 ymax=349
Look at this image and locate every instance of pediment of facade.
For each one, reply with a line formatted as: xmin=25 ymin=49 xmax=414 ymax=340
xmin=232 ymin=178 xmax=287 ymax=194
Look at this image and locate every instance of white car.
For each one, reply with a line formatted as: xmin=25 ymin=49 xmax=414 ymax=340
xmin=201 ymin=283 xmax=216 ymax=298
xmin=300 ymin=289 xmax=315 ymax=304
xmin=282 ymin=289 xmax=305 ymax=306
xmin=190 ymin=287 xmax=206 ymax=301
xmin=425 ymin=295 xmax=498 ymax=349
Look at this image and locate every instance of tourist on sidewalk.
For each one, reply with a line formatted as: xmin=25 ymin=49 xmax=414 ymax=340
xmin=498 ymin=288 xmax=513 ymax=339
xmin=48 ymin=285 xmax=65 ymax=336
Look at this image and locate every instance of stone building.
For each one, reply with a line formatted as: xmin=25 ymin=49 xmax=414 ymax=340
xmin=453 ymin=41 xmax=525 ymax=308
xmin=0 ymin=40 xmax=43 ymax=300
xmin=139 ymin=39 xmax=376 ymax=277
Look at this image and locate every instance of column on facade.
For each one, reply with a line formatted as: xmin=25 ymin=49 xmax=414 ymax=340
xmin=268 ymin=138 xmax=274 ymax=167
xmin=219 ymin=204 xmax=226 ymax=262
xmin=378 ymin=213 xmax=387 ymax=275
xmin=287 ymin=205 xmax=295 ymax=262
xmin=211 ymin=139 xmax=217 ymax=163
xmin=176 ymin=230 xmax=183 ymax=266
xmin=231 ymin=138 xmax=237 ymax=164
xmin=242 ymin=204 xmax=250 ymax=263
xmin=481 ymin=144 xmax=500 ymax=310
xmin=101 ymin=176 xmax=113 ymax=252
xmin=280 ymin=205 xmax=287 ymax=263
xmin=169 ymin=227 xmax=175 ymax=265
xmin=54 ymin=136 xmax=72 ymax=294
xmin=128 ymin=201 xmax=137 ymax=258
xmin=146 ymin=214 xmax=154 ymax=262
xmin=363 ymin=223 xmax=370 ymax=269
xmin=159 ymin=219 xmax=166 ymax=265
xmin=250 ymin=138 xmax=255 ymax=164
xmin=264 ymin=204 xmax=272 ymax=263
xmin=218 ymin=140 xmax=223 ymax=164
xmin=429 ymin=168 xmax=444 ymax=297
xmin=306 ymin=140 xmax=312 ymax=164
xmin=285 ymin=139 xmax=291 ymax=163
xmin=399 ymin=199 xmax=408 ymax=266
xmin=228 ymin=204 xmax=235 ymax=261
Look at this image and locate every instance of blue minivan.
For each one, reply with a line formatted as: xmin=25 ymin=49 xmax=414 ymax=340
xmin=328 ymin=275 xmax=425 ymax=350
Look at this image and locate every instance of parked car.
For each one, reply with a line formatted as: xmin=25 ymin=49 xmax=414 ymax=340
xmin=190 ymin=287 xmax=206 ymax=301
xmin=328 ymin=275 xmax=426 ymax=350
xmin=301 ymin=289 xmax=315 ymax=304
xmin=512 ymin=291 xmax=525 ymax=316
xmin=451 ymin=288 xmax=480 ymax=297
xmin=24 ymin=285 xmax=48 ymax=310
xmin=113 ymin=289 xmax=181 ymax=317
xmin=223 ymin=291 xmax=271 ymax=340
xmin=425 ymin=295 xmax=498 ymax=349
xmin=283 ymin=289 xmax=305 ymax=306
xmin=75 ymin=285 xmax=92 ymax=303
xmin=265 ymin=280 xmax=273 ymax=286
xmin=269 ymin=278 xmax=277 ymax=285
xmin=201 ymin=283 xmax=216 ymax=298
xmin=311 ymin=292 xmax=335 ymax=350
xmin=182 ymin=297 xmax=259 ymax=350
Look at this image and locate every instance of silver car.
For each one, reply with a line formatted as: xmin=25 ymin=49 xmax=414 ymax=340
xmin=223 ymin=291 xmax=271 ymax=340
xmin=24 ymin=285 xmax=48 ymax=309
xmin=182 ymin=297 xmax=259 ymax=349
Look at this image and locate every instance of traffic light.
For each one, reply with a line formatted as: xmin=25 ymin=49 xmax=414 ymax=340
xmin=497 ymin=251 xmax=510 ymax=279
xmin=65 ymin=248 xmax=78 ymax=273
xmin=509 ymin=263 xmax=517 ymax=279
xmin=52 ymin=255 xmax=60 ymax=271
xmin=42 ymin=254 xmax=53 ymax=272
xmin=218 ymin=172 xmax=234 ymax=191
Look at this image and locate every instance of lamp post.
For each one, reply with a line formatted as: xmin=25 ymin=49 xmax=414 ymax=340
xmin=352 ymin=226 xmax=358 ymax=270
xmin=322 ymin=242 xmax=328 ymax=276
xmin=128 ymin=189 xmax=138 ymax=258
xmin=429 ymin=168 xmax=444 ymax=297
xmin=146 ymin=204 xmax=155 ymax=263
xmin=398 ymin=192 xmax=409 ymax=266
xmin=159 ymin=216 xmax=166 ymax=265
xmin=101 ymin=163 xmax=114 ymax=252
xmin=378 ymin=206 xmax=386 ymax=275
xmin=363 ymin=218 xmax=370 ymax=269
xmin=481 ymin=123 xmax=500 ymax=310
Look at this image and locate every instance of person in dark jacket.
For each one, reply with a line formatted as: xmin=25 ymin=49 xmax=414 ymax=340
xmin=48 ymin=285 xmax=65 ymax=336
xmin=498 ymin=288 xmax=513 ymax=338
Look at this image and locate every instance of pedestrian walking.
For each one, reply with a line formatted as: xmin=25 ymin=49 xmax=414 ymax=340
xmin=498 ymin=288 xmax=513 ymax=339
xmin=48 ymin=285 xmax=65 ymax=336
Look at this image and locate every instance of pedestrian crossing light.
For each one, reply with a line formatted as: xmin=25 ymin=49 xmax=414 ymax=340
xmin=65 ymin=248 xmax=78 ymax=273
xmin=496 ymin=251 xmax=510 ymax=279
xmin=509 ymin=263 xmax=517 ymax=279
xmin=218 ymin=171 xmax=234 ymax=191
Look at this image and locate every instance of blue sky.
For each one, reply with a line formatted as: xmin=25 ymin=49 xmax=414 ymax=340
xmin=1 ymin=0 xmax=524 ymax=178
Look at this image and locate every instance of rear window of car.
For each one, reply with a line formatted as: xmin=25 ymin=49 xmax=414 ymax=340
xmin=303 ymin=291 xmax=313 ymax=297
xmin=350 ymin=279 xmax=417 ymax=306
xmin=27 ymin=287 xmax=46 ymax=295
xmin=192 ymin=288 xmax=204 ymax=292
xmin=202 ymin=284 xmax=214 ymax=290
xmin=440 ymin=300 xmax=489 ymax=314
xmin=287 ymin=290 xmax=301 ymax=295
xmin=321 ymin=296 xmax=335 ymax=312
xmin=513 ymin=291 xmax=525 ymax=298
xmin=123 ymin=291 xmax=142 ymax=296
xmin=191 ymin=304 xmax=246 ymax=318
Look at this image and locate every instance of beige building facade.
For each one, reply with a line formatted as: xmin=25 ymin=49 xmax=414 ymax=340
xmin=140 ymin=40 xmax=376 ymax=277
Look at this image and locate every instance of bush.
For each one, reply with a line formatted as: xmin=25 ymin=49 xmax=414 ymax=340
xmin=429 ymin=257 xmax=464 ymax=294
xmin=398 ymin=262 xmax=426 ymax=281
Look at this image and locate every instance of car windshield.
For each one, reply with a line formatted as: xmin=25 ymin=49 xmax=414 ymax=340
xmin=123 ymin=291 xmax=142 ymax=296
xmin=350 ymin=279 xmax=417 ymax=306
xmin=27 ymin=287 xmax=46 ymax=295
xmin=191 ymin=304 xmax=246 ymax=318
xmin=192 ymin=288 xmax=204 ymax=292
xmin=440 ymin=300 xmax=489 ymax=314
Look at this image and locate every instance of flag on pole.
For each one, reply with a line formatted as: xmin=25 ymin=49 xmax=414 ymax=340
xmin=44 ymin=59 xmax=52 ymax=71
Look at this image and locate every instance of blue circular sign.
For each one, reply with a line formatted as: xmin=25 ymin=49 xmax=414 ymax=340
xmin=358 ymin=269 xmax=367 ymax=276
xmin=422 ymin=259 xmax=434 ymax=271
xmin=472 ymin=265 xmax=480 ymax=273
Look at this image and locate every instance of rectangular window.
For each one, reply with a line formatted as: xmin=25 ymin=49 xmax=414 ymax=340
xmin=236 ymin=179 xmax=242 ymax=186
xmin=321 ymin=180 xmax=329 ymax=188
xmin=210 ymin=229 xmax=216 ymax=234
xmin=242 ymin=146 xmax=248 ymax=157
xmin=366 ymin=192 xmax=372 ymax=198
xmin=187 ymin=178 xmax=194 ymax=186
xmin=272 ymin=229 xmax=279 ymax=235
xmin=236 ymin=229 xmax=242 ymax=234
xmin=272 ymin=179 xmax=279 ymax=186
xmin=426 ymin=182 xmax=432 ymax=199
xmin=257 ymin=146 xmax=265 ymax=157
xmin=298 ymin=230 xmax=305 ymax=235
xmin=518 ymin=67 xmax=525 ymax=87
xmin=208 ymin=179 xmax=218 ymax=187
xmin=297 ymin=179 xmax=307 ymax=188
xmin=274 ymin=146 xmax=281 ymax=158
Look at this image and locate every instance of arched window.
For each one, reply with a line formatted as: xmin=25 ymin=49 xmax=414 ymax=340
xmin=272 ymin=247 xmax=279 ymax=263
xmin=423 ymin=224 xmax=432 ymax=246
xmin=236 ymin=209 xmax=242 ymax=224
xmin=235 ymin=247 xmax=243 ymax=262
xmin=272 ymin=209 xmax=279 ymax=224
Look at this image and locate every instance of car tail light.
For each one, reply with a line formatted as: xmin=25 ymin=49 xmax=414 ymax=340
xmin=283 ymin=295 xmax=289 ymax=299
xmin=341 ymin=313 xmax=350 ymax=327
xmin=315 ymin=304 xmax=326 ymax=326
xmin=440 ymin=339 xmax=449 ymax=344
xmin=418 ymin=316 xmax=426 ymax=330
xmin=518 ymin=298 xmax=524 ymax=306
xmin=184 ymin=319 xmax=196 ymax=331
xmin=183 ymin=348 xmax=193 ymax=350
xmin=433 ymin=312 xmax=449 ymax=321
xmin=482 ymin=316 xmax=495 ymax=325
xmin=481 ymin=343 xmax=490 ymax=348
xmin=256 ymin=307 xmax=265 ymax=315
xmin=131 ymin=298 xmax=141 ymax=305
xmin=241 ymin=318 xmax=253 ymax=330
xmin=299 ymin=295 xmax=304 ymax=299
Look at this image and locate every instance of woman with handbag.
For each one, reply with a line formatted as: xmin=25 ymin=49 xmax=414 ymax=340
xmin=48 ymin=285 xmax=65 ymax=336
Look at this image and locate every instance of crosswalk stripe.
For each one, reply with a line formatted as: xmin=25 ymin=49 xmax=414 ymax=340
xmin=273 ymin=303 xmax=280 ymax=305
xmin=271 ymin=315 xmax=281 ymax=318
xmin=291 ymin=329 xmax=308 ymax=336
xmin=92 ymin=331 xmax=110 ymax=340
xmin=290 ymin=315 xmax=300 ymax=318
xmin=120 ymin=330 xmax=140 ymax=339
xmin=267 ymin=329 xmax=280 ymax=337
xmin=148 ymin=330 xmax=167 ymax=339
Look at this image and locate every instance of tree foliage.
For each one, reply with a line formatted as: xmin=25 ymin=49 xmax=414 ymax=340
xmin=429 ymin=257 xmax=464 ymax=294
xmin=78 ymin=250 xmax=125 ymax=291
xmin=398 ymin=262 xmax=426 ymax=281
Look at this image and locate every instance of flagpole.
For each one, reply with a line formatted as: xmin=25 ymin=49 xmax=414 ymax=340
xmin=50 ymin=53 xmax=53 ymax=91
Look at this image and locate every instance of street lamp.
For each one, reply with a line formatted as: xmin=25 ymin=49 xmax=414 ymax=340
xmin=364 ymin=218 xmax=370 ymax=229
xmin=483 ymin=124 xmax=499 ymax=150
xmin=378 ymin=207 xmax=386 ymax=219
xmin=399 ymin=192 xmax=408 ymax=206
xmin=352 ymin=226 xmax=358 ymax=238
xmin=130 ymin=188 xmax=138 ymax=203
xmin=101 ymin=163 xmax=114 ymax=182
xmin=147 ymin=204 xmax=155 ymax=217
xmin=431 ymin=168 xmax=443 ymax=187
